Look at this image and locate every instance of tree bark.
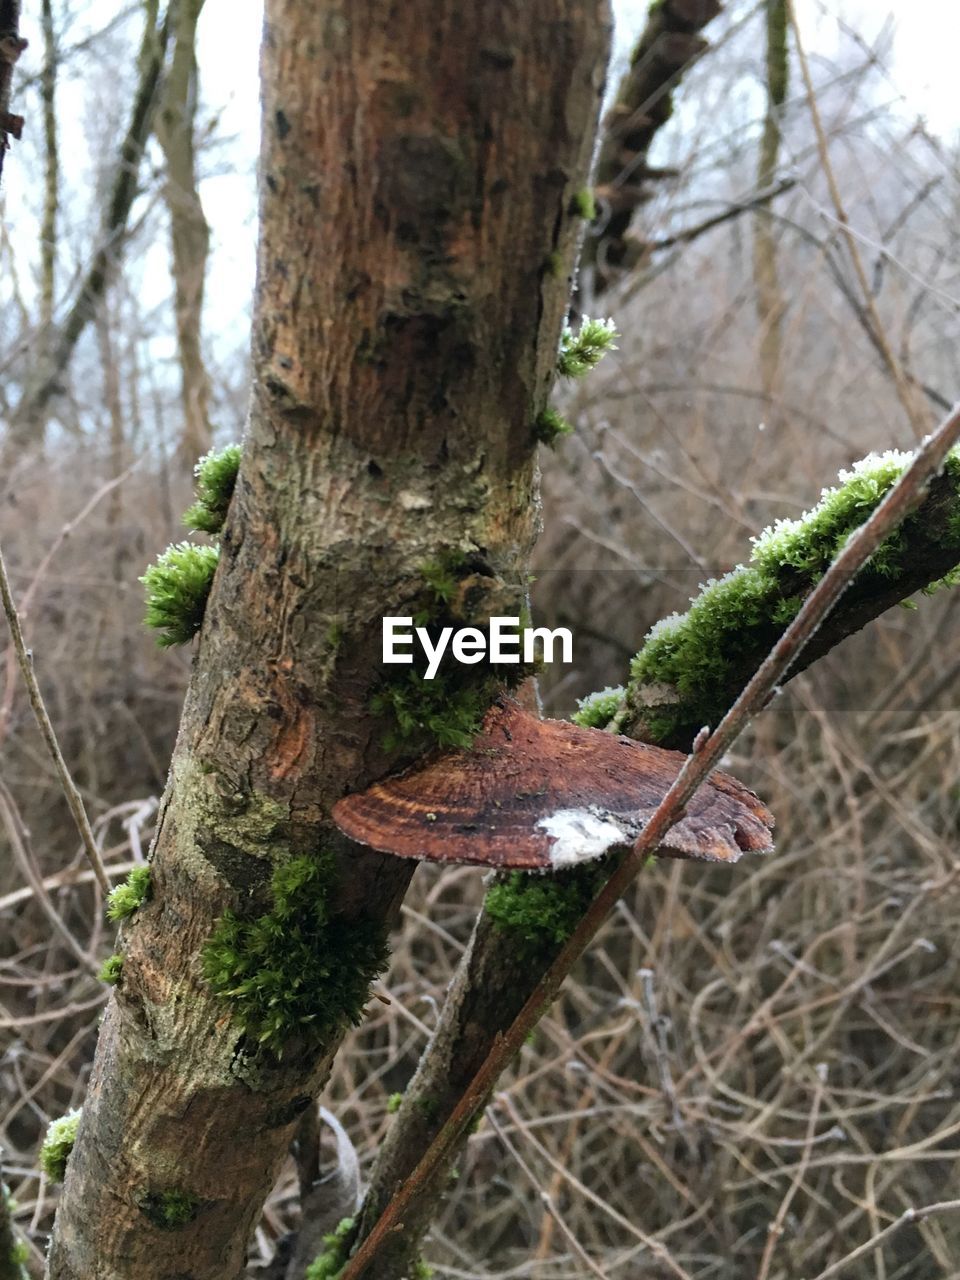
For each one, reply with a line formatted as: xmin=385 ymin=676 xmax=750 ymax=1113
xmin=39 ymin=0 xmax=59 ymax=333
xmin=584 ymin=0 xmax=722 ymax=296
xmin=156 ymin=0 xmax=212 ymax=469
xmin=753 ymin=0 xmax=788 ymax=397
xmin=45 ymin=3 xmax=609 ymax=1277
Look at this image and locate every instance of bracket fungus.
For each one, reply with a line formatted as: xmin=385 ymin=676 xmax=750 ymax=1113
xmin=333 ymin=697 xmax=773 ymax=870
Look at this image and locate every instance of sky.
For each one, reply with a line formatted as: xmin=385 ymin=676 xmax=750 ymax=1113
xmin=9 ymin=0 xmax=960 ymax=374
xmin=190 ymin=0 xmax=960 ymax=355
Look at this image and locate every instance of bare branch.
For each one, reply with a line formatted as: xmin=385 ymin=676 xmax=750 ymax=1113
xmin=0 ymin=539 xmax=110 ymax=895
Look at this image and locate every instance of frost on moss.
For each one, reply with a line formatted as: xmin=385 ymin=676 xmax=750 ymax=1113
xmin=202 ymin=854 xmax=389 ymax=1055
xmin=98 ymin=953 xmax=124 ymax=985
xmin=629 ymin=447 xmax=960 ymax=744
xmin=141 ymin=542 xmax=219 ymax=647
xmin=39 ymin=1110 xmax=81 ymax=1183
xmin=572 ymin=685 xmax=625 ymax=729
xmin=106 ymin=865 xmax=151 ymax=921
xmin=305 ymin=1215 xmax=356 ymax=1280
xmin=557 ymin=316 xmax=618 ymax=379
xmin=183 ymin=443 xmax=242 ymax=535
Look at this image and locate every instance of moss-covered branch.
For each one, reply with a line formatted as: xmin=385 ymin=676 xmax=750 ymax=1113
xmin=619 ymin=448 xmax=960 ymax=748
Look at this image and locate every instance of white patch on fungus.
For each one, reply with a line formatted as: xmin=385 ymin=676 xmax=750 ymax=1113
xmin=536 ymin=808 xmax=629 ymax=869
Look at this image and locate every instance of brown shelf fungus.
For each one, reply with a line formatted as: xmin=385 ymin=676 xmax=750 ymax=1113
xmin=333 ymin=697 xmax=773 ymax=870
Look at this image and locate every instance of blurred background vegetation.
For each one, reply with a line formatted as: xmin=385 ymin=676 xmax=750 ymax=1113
xmin=2 ymin=2 xmax=960 ymax=1276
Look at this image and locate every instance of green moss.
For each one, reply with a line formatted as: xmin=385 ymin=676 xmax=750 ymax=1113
xmin=419 ymin=551 xmax=467 ymax=609
xmin=182 ymin=443 xmax=242 ymax=534
xmin=2 ymin=1179 xmax=27 ymax=1280
xmin=39 ymin=1109 xmax=81 ymax=1183
xmin=98 ymin=953 xmax=124 ymax=985
xmin=106 ymin=865 xmax=152 ymax=921
xmin=570 ymin=188 xmax=597 ymax=220
xmin=557 ymin=316 xmax=618 ymax=379
xmin=486 ymin=862 xmax=609 ymax=953
xmin=370 ymin=668 xmax=499 ymax=751
xmin=305 ymin=1216 xmax=356 ymax=1280
xmin=372 ymin=552 xmax=524 ymax=751
xmin=533 ymin=406 xmax=573 ymax=447
xmin=201 ymin=853 xmax=389 ymax=1055
xmin=630 ymin=447 xmax=960 ymax=742
xmin=141 ymin=541 xmax=219 ymax=647
xmin=572 ymin=685 xmax=624 ymax=728
xmin=412 ymin=1262 xmax=434 ymax=1280
xmin=544 ymin=250 xmax=564 ymax=278
xmin=386 ymin=1092 xmax=403 ymax=1114
xmin=136 ymin=1188 xmax=201 ymax=1230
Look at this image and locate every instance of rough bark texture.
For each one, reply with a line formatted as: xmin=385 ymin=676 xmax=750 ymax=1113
xmin=157 ymin=0 xmax=212 ymax=469
xmin=585 ymin=0 xmax=722 ymax=294
xmin=45 ymin=3 xmax=609 ymax=1278
xmin=753 ymin=0 xmax=788 ymax=396
xmin=354 ymin=910 xmax=544 ymax=1279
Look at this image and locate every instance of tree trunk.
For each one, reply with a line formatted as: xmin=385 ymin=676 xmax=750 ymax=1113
xmin=753 ymin=0 xmax=788 ymax=397
xmin=39 ymin=0 xmax=59 ymax=333
xmin=583 ymin=0 xmax=722 ymax=297
xmin=45 ymin=2 xmax=609 ymax=1277
xmin=156 ymin=0 xmax=212 ymax=469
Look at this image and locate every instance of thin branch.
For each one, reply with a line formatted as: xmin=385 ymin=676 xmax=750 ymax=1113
xmin=340 ymin=396 xmax=960 ymax=1279
xmin=648 ymin=175 xmax=796 ymax=251
xmin=787 ymin=0 xmax=929 ymax=438
xmin=0 ymin=539 xmax=110 ymax=894
xmin=807 ymin=1199 xmax=960 ymax=1280
xmin=0 ymin=780 xmax=100 ymax=976
xmin=755 ymin=1065 xmax=825 ymax=1280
